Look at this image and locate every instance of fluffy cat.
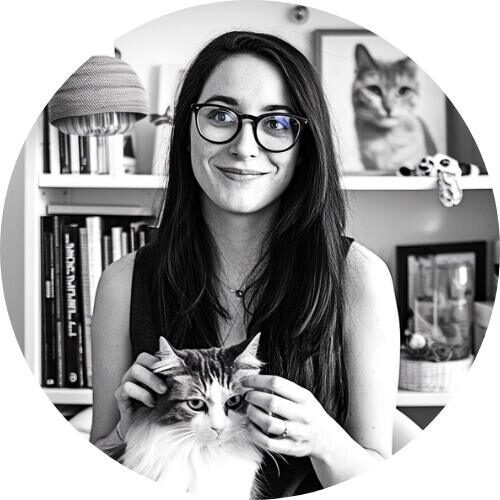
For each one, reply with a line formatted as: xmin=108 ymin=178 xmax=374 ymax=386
xmin=120 ymin=334 xmax=264 ymax=500
xmin=352 ymin=43 xmax=437 ymax=171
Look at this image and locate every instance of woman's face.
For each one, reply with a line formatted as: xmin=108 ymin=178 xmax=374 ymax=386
xmin=190 ymin=54 xmax=300 ymax=217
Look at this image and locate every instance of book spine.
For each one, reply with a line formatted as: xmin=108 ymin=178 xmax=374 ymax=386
xmin=121 ymin=231 xmax=129 ymax=256
xmin=69 ymin=134 xmax=80 ymax=174
xmin=40 ymin=217 xmax=57 ymax=386
xmin=86 ymin=216 xmax=103 ymax=313
xmin=78 ymin=136 xmax=90 ymax=174
xmin=111 ymin=226 xmax=123 ymax=262
xmin=48 ymin=123 xmax=61 ymax=175
xmin=88 ymin=136 xmax=98 ymax=174
xmin=42 ymin=108 xmax=50 ymax=174
xmin=109 ymin=134 xmax=124 ymax=176
xmin=62 ymin=224 xmax=84 ymax=387
xmin=52 ymin=216 xmax=65 ymax=386
xmin=59 ymin=132 xmax=71 ymax=174
xmin=78 ymin=227 xmax=92 ymax=387
xmin=102 ymin=234 xmax=112 ymax=269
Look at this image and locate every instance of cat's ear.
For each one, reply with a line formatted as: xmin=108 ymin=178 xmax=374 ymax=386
xmin=233 ymin=333 xmax=263 ymax=370
xmin=153 ymin=337 xmax=185 ymax=373
xmin=355 ymin=44 xmax=377 ymax=70
xmin=397 ymin=57 xmax=418 ymax=76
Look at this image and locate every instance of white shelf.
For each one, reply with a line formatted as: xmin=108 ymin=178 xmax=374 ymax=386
xmin=396 ymin=390 xmax=450 ymax=407
xmin=45 ymin=388 xmax=93 ymax=405
xmin=341 ymin=175 xmax=492 ymax=191
xmin=39 ymin=173 xmax=492 ymax=191
xmin=39 ymin=173 xmax=164 ymax=189
xmin=43 ymin=388 xmax=449 ymax=407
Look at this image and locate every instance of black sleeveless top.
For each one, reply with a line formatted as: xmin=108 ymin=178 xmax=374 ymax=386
xmin=129 ymin=237 xmax=353 ymax=498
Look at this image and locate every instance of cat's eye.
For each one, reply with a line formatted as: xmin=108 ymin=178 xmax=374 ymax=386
xmin=187 ymin=399 xmax=207 ymax=411
xmin=225 ymin=394 xmax=243 ymax=410
xmin=366 ymin=85 xmax=382 ymax=96
xmin=398 ymin=86 xmax=412 ymax=96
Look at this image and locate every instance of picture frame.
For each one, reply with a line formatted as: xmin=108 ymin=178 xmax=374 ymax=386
xmin=313 ymin=29 xmax=447 ymax=174
xmin=396 ymin=241 xmax=487 ymax=340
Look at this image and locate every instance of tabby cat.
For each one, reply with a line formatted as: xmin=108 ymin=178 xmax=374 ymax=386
xmin=352 ymin=43 xmax=437 ymax=171
xmin=120 ymin=334 xmax=264 ymax=500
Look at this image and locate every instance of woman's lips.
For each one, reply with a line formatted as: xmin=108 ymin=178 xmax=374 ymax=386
xmin=216 ymin=166 xmax=268 ymax=180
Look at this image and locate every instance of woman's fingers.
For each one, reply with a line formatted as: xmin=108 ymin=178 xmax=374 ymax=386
xmin=247 ymin=402 xmax=290 ymax=436
xmin=115 ymin=380 xmax=156 ymax=408
xmin=242 ymin=375 xmax=311 ymax=403
xmin=245 ymin=390 xmax=304 ymax=422
xmin=123 ymin=362 xmax=167 ymax=394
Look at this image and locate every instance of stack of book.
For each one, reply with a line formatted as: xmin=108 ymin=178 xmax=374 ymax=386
xmin=43 ymin=108 xmax=136 ymax=176
xmin=40 ymin=213 xmax=156 ymax=389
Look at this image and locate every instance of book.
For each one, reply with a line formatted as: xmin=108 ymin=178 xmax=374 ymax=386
xmin=69 ymin=135 xmax=80 ymax=175
xmin=78 ymin=136 xmax=90 ymax=174
xmin=86 ymin=216 xmax=103 ymax=312
xmin=88 ymin=136 xmax=98 ymax=174
xmin=109 ymin=134 xmax=125 ymax=176
xmin=102 ymin=234 xmax=112 ymax=269
xmin=111 ymin=226 xmax=123 ymax=262
xmin=40 ymin=217 xmax=57 ymax=386
xmin=78 ymin=227 xmax=93 ymax=387
xmin=58 ymin=132 xmax=71 ymax=174
xmin=48 ymin=123 xmax=61 ymax=175
xmin=42 ymin=108 xmax=51 ymax=174
xmin=52 ymin=215 xmax=65 ymax=386
xmin=62 ymin=223 xmax=85 ymax=387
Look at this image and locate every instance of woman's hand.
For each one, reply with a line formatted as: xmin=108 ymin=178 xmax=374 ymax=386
xmin=114 ymin=352 xmax=167 ymax=435
xmin=243 ymin=375 xmax=338 ymax=461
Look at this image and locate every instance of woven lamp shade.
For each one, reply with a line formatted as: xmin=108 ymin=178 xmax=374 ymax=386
xmin=47 ymin=55 xmax=148 ymax=136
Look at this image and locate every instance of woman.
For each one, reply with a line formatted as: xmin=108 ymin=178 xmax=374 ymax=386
xmin=90 ymin=31 xmax=400 ymax=497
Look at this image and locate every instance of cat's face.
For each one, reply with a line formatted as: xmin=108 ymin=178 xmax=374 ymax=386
xmin=352 ymin=43 xmax=419 ymax=128
xmin=149 ymin=334 xmax=262 ymax=447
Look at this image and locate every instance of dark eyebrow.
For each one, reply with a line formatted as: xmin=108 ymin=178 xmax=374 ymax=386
xmin=203 ymin=95 xmax=295 ymax=114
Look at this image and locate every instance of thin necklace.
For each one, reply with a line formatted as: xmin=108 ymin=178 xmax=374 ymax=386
xmin=219 ymin=278 xmax=246 ymax=298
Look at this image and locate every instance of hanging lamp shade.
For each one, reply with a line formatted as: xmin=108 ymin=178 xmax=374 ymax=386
xmin=47 ymin=55 xmax=148 ymax=136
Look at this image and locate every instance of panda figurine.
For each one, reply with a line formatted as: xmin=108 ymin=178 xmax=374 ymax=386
xmin=398 ymin=153 xmax=480 ymax=207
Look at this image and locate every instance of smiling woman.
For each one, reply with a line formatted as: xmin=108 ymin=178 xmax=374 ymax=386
xmin=89 ymin=30 xmax=400 ymax=499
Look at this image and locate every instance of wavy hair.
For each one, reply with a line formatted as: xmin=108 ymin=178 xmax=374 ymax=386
xmin=152 ymin=31 xmax=348 ymax=424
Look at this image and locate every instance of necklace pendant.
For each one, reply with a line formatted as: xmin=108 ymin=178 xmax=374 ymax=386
xmin=234 ymin=289 xmax=244 ymax=298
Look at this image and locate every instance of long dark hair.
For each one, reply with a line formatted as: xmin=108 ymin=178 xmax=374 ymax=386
xmin=152 ymin=31 xmax=348 ymax=424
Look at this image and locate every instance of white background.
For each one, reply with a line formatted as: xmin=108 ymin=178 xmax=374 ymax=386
xmin=0 ymin=1 xmax=498 ymax=499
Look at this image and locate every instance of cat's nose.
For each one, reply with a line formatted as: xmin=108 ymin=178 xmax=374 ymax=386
xmin=210 ymin=425 xmax=224 ymax=436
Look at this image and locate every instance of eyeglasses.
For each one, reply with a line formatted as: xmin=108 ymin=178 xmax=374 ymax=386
xmin=191 ymin=103 xmax=308 ymax=153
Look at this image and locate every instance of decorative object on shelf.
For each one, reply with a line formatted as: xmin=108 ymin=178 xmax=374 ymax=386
xmin=290 ymin=5 xmax=309 ymax=24
xmin=396 ymin=241 xmax=487 ymax=391
xmin=47 ymin=53 xmax=148 ymax=175
xmin=151 ymin=64 xmax=184 ymax=177
xmin=313 ymin=29 xmax=446 ymax=174
xmin=398 ymin=153 xmax=480 ymax=207
xmin=397 ymin=241 xmax=487 ymax=341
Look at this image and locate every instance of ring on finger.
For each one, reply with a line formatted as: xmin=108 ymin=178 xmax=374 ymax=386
xmin=278 ymin=420 xmax=289 ymax=439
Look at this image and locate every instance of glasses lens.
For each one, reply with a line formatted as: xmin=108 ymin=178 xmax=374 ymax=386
xmin=257 ymin=115 xmax=301 ymax=151
xmin=196 ymin=105 xmax=239 ymax=143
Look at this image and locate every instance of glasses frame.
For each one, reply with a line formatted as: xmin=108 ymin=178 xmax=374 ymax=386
xmin=191 ymin=103 xmax=308 ymax=153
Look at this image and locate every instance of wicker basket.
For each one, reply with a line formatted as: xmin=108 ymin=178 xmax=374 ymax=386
xmin=399 ymin=354 xmax=473 ymax=392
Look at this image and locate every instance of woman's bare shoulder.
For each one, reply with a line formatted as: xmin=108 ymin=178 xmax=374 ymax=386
xmin=345 ymin=241 xmax=392 ymax=286
xmin=93 ymin=252 xmax=137 ymax=320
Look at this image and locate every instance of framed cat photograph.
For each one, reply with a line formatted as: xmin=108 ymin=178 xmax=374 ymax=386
xmin=313 ymin=29 xmax=447 ymax=174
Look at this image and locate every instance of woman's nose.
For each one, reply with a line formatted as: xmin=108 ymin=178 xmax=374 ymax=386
xmin=229 ymin=121 xmax=259 ymax=159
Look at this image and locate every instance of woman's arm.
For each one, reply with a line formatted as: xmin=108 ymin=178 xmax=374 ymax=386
xmin=89 ymin=252 xmax=167 ymax=455
xmin=311 ymin=241 xmax=400 ymax=484
xmin=244 ymin=242 xmax=400 ymax=487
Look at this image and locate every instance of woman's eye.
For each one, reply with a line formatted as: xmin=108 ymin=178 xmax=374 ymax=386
xmin=263 ymin=116 xmax=289 ymax=131
xmin=207 ymin=109 xmax=234 ymax=123
xmin=187 ymin=399 xmax=206 ymax=411
xmin=225 ymin=394 xmax=243 ymax=410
